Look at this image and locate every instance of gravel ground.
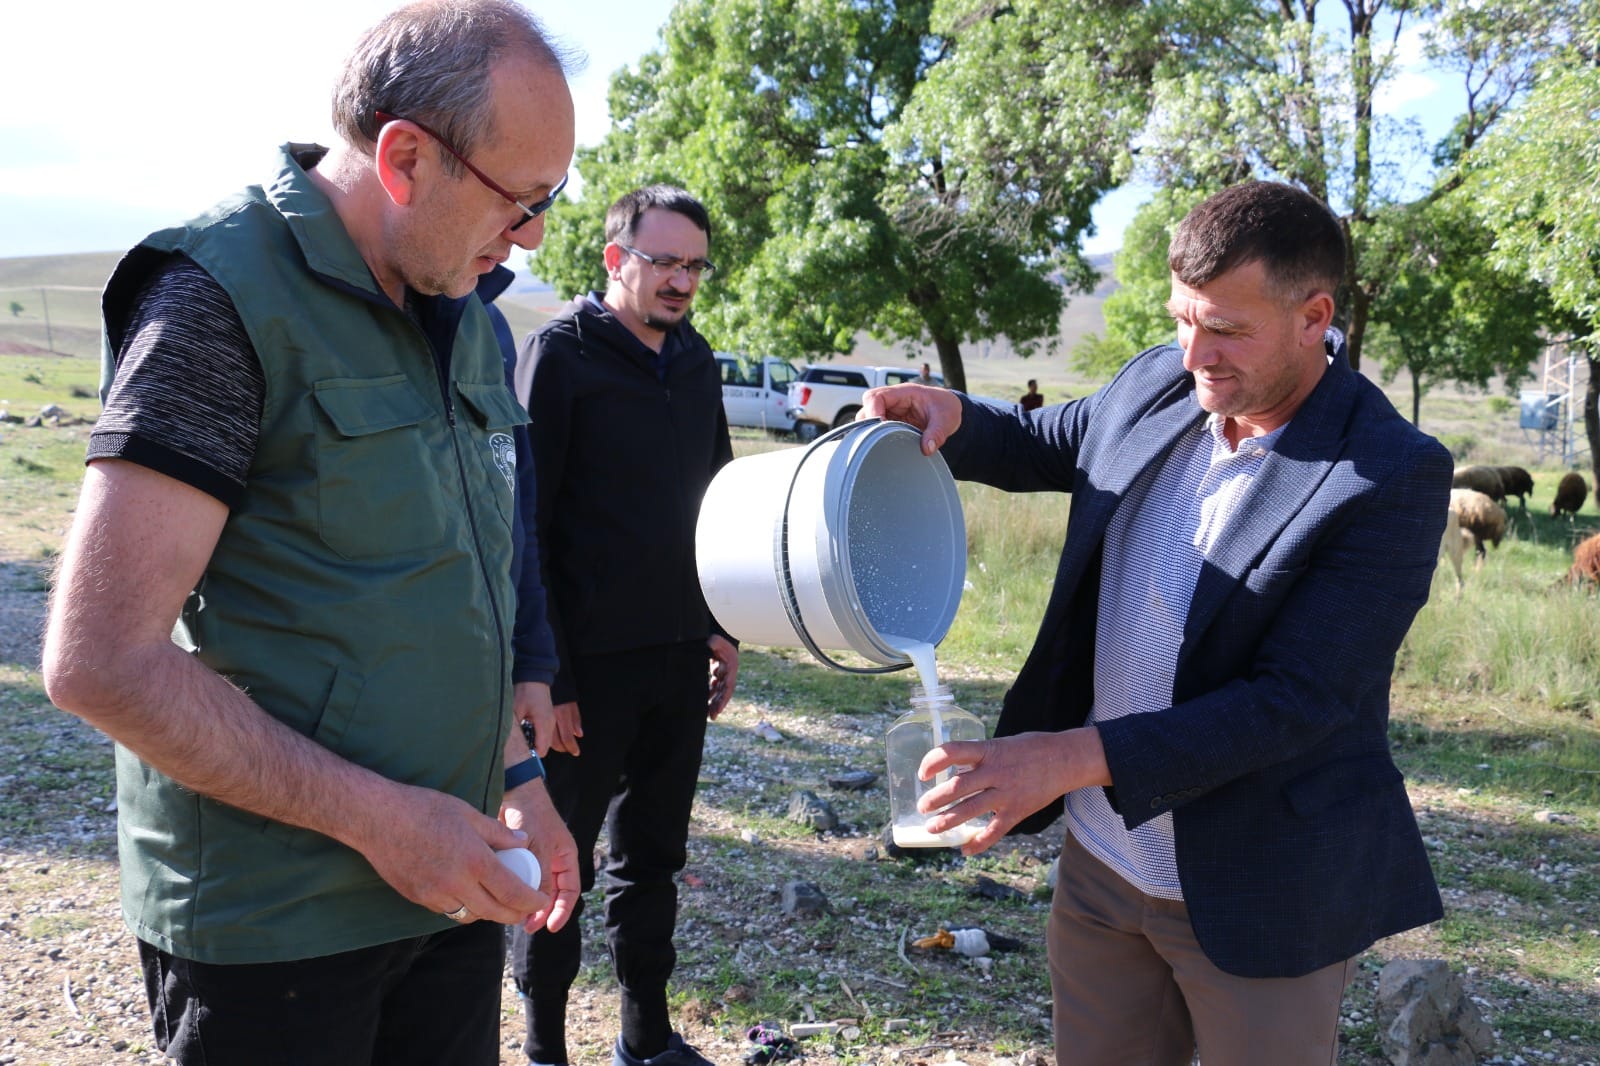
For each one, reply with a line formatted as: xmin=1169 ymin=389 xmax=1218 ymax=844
xmin=0 ymin=559 xmax=1056 ymax=1066
xmin=6 ymin=555 xmax=1599 ymax=1066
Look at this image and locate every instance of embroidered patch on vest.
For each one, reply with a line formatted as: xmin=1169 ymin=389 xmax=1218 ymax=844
xmin=489 ymin=432 xmax=516 ymax=492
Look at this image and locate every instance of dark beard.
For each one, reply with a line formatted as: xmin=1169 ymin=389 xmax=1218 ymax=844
xmin=643 ymin=301 xmax=689 ymax=332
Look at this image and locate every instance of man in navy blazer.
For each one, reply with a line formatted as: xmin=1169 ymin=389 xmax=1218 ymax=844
xmin=864 ymin=182 xmax=1450 ymax=1065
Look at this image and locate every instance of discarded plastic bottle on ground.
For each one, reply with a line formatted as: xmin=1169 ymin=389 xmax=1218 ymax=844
xmin=885 ymin=683 xmax=990 ymax=848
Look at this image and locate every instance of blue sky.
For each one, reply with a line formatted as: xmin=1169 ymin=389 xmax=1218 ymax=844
xmin=0 ymin=1 xmax=1459 ymax=263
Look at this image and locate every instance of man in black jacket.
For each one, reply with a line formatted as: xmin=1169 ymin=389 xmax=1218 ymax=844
xmin=510 ymin=185 xmax=738 ymax=1066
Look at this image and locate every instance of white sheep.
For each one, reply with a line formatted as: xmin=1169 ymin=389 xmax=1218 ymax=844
xmin=1438 ymin=507 xmax=1471 ymax=593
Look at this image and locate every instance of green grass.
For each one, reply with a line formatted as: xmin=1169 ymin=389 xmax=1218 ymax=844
xmin=0 ymin=355 xmax=101 ymax=417
xmin=0 ymin=322 xmax=1595 ymax=1062
xmin=1402 ymin=500 xmax=1600 ymax=710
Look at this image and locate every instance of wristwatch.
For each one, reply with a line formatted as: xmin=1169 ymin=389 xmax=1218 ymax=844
xmin=504 ymin=720 xmax=545 ymax=791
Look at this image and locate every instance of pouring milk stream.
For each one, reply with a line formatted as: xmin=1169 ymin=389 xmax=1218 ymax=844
xmin=695 ymin=420 xmax=980 ymax=848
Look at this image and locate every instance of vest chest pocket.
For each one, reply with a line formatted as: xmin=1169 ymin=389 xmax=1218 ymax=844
xmin=455 ymin=380 xmax=529 ymax=530
xmin=312 ymin=376 xmax=448 ymax=558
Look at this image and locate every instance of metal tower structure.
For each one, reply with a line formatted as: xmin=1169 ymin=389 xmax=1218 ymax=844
xmin=1521 ymin=344 xmax=1591 ymax=468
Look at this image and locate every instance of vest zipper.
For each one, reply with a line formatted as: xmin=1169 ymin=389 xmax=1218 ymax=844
xmin=416 ymin=315 xmax=505 ymax=806
xmin=448 ymin=391 xmax=508 ymax=805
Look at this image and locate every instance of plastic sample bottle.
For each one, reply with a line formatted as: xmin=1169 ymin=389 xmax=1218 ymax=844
xmin=886 ymin=683 xmax=991 ymax=847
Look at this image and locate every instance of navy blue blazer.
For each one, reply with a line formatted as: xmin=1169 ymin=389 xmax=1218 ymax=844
xmin=940 ymin=342 xmax=1450 ymax=979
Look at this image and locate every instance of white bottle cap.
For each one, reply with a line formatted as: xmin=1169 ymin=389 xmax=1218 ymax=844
xmin=496 ymin=847 xmax=541 ymax=889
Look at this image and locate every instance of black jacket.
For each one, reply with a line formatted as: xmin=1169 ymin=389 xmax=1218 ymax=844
xmin=517 ymin=293 xmax=733 ymax=704
xmin=477 ymin=266 xmax=557 ymax=686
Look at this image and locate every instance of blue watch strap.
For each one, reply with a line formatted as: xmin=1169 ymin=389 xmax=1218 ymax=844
xmin=504 ymin=753 xmax=545 ymax=791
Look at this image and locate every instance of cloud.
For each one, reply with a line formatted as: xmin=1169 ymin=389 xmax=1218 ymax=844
xmin=1377 ymin=69 xmax=1443 ymax=112
xmin=1375 ymin=18 xmax=1443 ymax=113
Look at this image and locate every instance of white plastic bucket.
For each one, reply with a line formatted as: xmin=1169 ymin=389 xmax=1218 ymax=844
xmin=696 ymin=420 xmax=965 ymax=668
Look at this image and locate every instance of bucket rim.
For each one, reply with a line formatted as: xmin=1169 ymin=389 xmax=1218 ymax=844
xmin=787 ymin=419 xmax=964 ymax=668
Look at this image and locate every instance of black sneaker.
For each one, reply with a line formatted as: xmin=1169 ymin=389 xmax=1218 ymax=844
xmin=613 ymin=1033 xmax=717 ymax=1066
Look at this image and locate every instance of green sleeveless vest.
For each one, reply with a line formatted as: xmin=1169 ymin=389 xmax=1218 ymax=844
xmin=99 ymin=145 xmax=528 ymax=963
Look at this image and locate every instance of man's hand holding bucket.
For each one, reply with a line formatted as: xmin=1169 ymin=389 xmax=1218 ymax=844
xmin=861 ymin=383 xmax=963 ymax=456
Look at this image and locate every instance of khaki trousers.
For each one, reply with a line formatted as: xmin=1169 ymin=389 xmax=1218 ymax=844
xmin=1048 ymin=831 xmax=1354 ymax=1066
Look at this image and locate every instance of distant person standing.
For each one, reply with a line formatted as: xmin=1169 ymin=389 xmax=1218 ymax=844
xmin=1020 ymin=378 xmax=1044 ymax=411
xmin=916 ymin=361 xmax=938 ymax=386
xmin=510 ymin=185 xmax=738 ymax=1066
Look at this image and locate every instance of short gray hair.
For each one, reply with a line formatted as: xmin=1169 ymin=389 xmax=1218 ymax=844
xmin=332 ymin=0 xmax=578 ymax=172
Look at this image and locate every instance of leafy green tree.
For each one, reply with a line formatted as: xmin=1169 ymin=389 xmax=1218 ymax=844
xmin=7 ymin=301 xmax=21 ymax=317
xmin=1095 ymin=0 xmax=1583 ymax=372
xmin=1361 ymin=197 xmax=1550 ymax=426
xmin=1072 ymin=186 xmax=1208 ymax=376
xmin=1464 ymin=19 xmax=1600 ymax=498
xmin=532 ymin=0 xmax=1156 ymax=393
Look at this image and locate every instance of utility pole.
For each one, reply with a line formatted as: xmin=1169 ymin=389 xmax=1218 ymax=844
xmin=40 ymin=287 xmax=54 ymax=353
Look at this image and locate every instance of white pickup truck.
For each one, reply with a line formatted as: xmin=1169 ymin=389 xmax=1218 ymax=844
xmin=786 ymin=364 xmax=943 ymax=441
xmin=715 ymin=353 xmax=801 ymax=435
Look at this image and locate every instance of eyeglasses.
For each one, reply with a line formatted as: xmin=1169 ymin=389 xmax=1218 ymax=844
xmin=374 ymin=110 xmax=567 ymax=231
xmin=619 ymin=244 xmax=716 ymax=279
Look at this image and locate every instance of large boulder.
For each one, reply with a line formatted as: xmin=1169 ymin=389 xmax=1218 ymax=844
xmin=1375 ymin=959 xmax=1495 ymax=1066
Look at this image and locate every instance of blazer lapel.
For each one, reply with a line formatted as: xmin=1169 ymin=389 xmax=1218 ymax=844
xmin=1181 ymin=359 xmax=1359 ymax=651
xmin=1056 ymin=383 xmax=1206 ymax=595
xmin=1012 ymin=366 xmax=1205 ymax=702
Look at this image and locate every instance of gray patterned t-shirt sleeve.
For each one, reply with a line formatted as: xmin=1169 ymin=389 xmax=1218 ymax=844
xmin=88 ymin=256 xmax=264 ymax=509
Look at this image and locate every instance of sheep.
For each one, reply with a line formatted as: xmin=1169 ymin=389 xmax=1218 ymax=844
xmin=1438 ymin=507 xmax=1471 ymax=592
xmin=1567 ymin=532 xmax=1600 ymax=587
xmin=1551 ymin=471 xmax=1588 ymax=518
xmin=1489 ymin=465 xmax=1534 ymax=510
xmin=1449 ymin=488 xmax=1506 ymax=565
xmin=1452 ymin=465 xmax=1506 ymax=503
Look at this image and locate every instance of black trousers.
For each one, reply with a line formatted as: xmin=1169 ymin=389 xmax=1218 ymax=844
xmin=511 ymin=641 xmax=710 ymax=1064
xmin=138 ymin=920 xmax=504 ymax=1066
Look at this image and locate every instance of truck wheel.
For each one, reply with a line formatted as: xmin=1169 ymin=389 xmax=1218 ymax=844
xmin=832 ymin=406 xmax=860 ymax=428
xmin=793 ymin=421 xmax=822 ymax=443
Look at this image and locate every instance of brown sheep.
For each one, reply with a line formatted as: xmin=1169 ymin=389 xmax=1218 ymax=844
xmin=1550 ymin=471 xmax=1588 ymax=518
xmin=1490 ymin=465 xmax=1534 ymax=510
xmin=1452 ymin=465 xmax=1505 ymax=503
xmin=1449 ymin=488 xmax=1506 ymax=564
xmin=1568 ymin=532 xmax=1600 ymax=587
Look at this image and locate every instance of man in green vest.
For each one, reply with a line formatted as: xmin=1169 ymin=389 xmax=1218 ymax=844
xmin=41 ymin=3 xmax=580 ymax=1063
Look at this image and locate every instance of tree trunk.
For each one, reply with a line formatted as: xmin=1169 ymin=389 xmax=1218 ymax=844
xmin=1343 ymin=1 xmax=1377 ymax=375
xmin=1346 ymin=283 xmax=1371 ymax=374
xmin=1587 ymin=353 xmax=1600 ymax=509
xmin=904 ymin=279 xmax=968 ymax=395
xmin=933 ymin=332 xmax=967 ymax=395
xmin=1411 ymin=366 xmax=1422 ymax=428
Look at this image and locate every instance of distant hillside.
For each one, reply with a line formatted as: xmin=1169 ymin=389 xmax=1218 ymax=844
xmin=826 ymin=256 xmax=1118 ymax=400
xmin=0 ymin=250 xmax=1118 ymax=377
xmin=0 ymin=253 xmax=119 ymax=358
xmin=0 ymin=252 xmax=122 ymax=292
xmin=0 ymin=252 xmax=561 ymax=359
